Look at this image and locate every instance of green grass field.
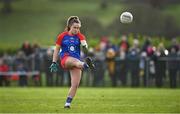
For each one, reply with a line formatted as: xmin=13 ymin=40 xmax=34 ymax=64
xmin=0 ymin=88 xmax=179 ymax=113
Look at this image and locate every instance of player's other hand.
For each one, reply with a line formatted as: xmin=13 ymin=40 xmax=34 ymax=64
xmin=49 ymin=62 xmax=59 ymax=72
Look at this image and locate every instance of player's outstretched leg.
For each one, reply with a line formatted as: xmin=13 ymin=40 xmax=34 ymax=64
xmin=85 ymin=57 xmax=95 ymax=70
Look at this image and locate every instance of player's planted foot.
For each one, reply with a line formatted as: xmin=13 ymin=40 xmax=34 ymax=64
xmin=85 ymin=57 xmax=95 ymax=70
xmin=64 ymin=105 xmax=70 ymax=109
xmin=64 ymin=97 xmax=72 ymax=109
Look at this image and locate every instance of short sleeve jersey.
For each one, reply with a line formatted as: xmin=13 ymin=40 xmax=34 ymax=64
xmin=56 ymin=31 xmax=86 ymax=60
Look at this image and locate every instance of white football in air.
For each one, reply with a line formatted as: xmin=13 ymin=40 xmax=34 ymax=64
xmin=120 ymin=12 xmax=133 ymax=24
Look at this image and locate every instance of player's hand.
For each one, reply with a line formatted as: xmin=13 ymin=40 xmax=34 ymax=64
xmin=49 ymin=62 xmax=59 ymax=72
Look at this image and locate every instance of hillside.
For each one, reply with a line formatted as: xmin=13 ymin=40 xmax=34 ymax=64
xmin=0 ymin=0 xmax=179 ymax=51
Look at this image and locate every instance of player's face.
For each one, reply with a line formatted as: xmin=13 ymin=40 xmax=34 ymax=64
xmin=69 ymin=23 xmax=81 ymax=35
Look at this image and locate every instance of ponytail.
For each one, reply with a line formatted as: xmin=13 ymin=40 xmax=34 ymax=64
xmin=65 ymin=16 xmax=81 ymax=31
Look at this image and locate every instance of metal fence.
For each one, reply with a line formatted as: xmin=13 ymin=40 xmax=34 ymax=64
xmin=0 ymin=54 xmax=179 ymax=88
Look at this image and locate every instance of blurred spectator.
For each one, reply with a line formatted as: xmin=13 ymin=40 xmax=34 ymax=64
xmin=43 ymin=48 xmax=54 ymax=86
xmin=0 ymin=57 xmax=10 ymax=86
xmin=142 ymin=37 xmax=154 ymax=57
xmin=21 ymin=41 xmax=33 ymax=56
xmin=17 ymin=63 xmax=28 ymax=87
xmin=106 ymin=47 xmax=116 ymax=86
xmin=154 ymin=43 xmax=166 ymax=87
xmin=167 ymin=43 xmax=179 ymax=88
xmin=31 ymin=43 xmax=42 ymax=86
xmin=141 ymin=38 xmax=156 ymax=86
xmin=148 ymin=58 xmax=156 ymax=86
xmin=100 ymin=36 xmax=109 ymax=53
xmin=127 ymin=39 xmax=140 ymax=87
xmin=139 ymin=52 xmax=148 ymax=86
xmin=119 ymin=35 xmax=129 ymax=54
xmin=85 ymin=47 xmax=95 ymax=86
xmin=169 ymin=38 xmax=179 ymax=53
xmin=116 ymin=38 xmax=129 ymax=86
xmin=93 ymin=45 xmax=106 ymax=86
xmin=14 ymin=51 xmax=28 ymax=87
xmin=2 ymin=53 xmax=13 ymax=68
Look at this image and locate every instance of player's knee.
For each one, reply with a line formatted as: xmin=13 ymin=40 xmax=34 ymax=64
xmin=75 ymin=62 xmax=83 ymax=69
xmin=71 ymin=84 xmax=79 ymax=89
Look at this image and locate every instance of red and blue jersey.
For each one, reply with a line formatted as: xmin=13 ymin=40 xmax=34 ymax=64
xmin=56 ymin=31 xmax=86 ymax=60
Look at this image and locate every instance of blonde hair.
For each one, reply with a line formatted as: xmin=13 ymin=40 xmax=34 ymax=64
xmin=65 ymin=16 xmax=81 ymax=31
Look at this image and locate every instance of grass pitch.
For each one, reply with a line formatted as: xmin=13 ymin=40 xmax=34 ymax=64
xmin=0 ymin=87 xmax=179 ymax=113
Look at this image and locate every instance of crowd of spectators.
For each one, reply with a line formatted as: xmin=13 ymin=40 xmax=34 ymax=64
xmin=0 ymin=36 xmax=179 ymax=88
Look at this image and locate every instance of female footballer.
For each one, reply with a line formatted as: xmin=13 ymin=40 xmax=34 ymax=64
xmin=49 ymin=16 xmax=95 ymax=108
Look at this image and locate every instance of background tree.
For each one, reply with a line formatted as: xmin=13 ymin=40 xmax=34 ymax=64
xmin=1 ymin=0 xmax=13 ymax=14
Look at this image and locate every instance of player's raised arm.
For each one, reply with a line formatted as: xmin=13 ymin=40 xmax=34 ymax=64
xmin=81 ymin=40 xmax=89 ymax=55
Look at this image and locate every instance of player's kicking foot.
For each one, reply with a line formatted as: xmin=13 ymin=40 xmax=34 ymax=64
xmin=85 ymin=57 xmax=95 ymax=70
